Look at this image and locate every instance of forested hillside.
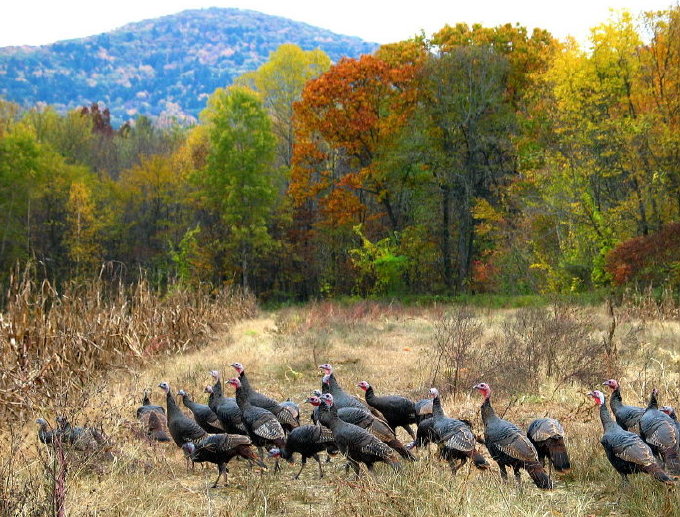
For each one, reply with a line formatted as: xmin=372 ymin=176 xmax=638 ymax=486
xmin=0 ymin=8 xmax=376 ymax=124
xmin=1 ymin=7 xmax=679 ymax=302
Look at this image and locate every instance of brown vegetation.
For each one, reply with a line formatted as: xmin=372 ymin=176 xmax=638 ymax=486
xmin=2 ymin=296 xmax=679 ymax=516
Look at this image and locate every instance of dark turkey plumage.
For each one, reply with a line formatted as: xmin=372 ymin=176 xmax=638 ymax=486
xmin=430 ymin=388 xmax=489 ymax=474
xmin=527 ymin=418 xmax=571 ymax=473
xmin=158 ymin=382 xmax=208 ymax=448
xmin=182 ymin=433 xmax=266 ymax=487
xmin=639 ymin=389 xmax=680 ymax=476
xmin=318 ymin=393 xmax=400 ymax=477
xmin=179 ymin=389 xmax=224 ymax=434
xmin=588 ymin=390 xmax=673 ymax=486
xmin=270 ymin=424 xmax=338 ymax=479
xmin=358 ymin=381 xmax=417 ymax=439
xmin=474 ymin=383 xmax=552 ymax=489
xmin=229 ymin=364 xmax=299 ymax=431
xmin=205 ymin=379 xmax=248 ymax=435
xmin=603 ymin=379 xmax=645 ymax=432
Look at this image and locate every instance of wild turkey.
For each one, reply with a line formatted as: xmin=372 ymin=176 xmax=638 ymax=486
xmin=280 ymin=399 xmax=301 ymax=426
xmin=182 ymin=433 xmax=266 ymax=487
xmin=229 ymin=363 xmax=299 ymax=431
xmin=414 ymin=398 xmax=434 ymax=425
xmin=178 ymin=389 xmax=224 ymax=434
xmin=55 ymin=416 xmax=108 ymax=451
xmin=318 ymin=364 xmax=376 ymax=414
xmin=587 ymin=390 xmax=673 ymax=486
xmin=158 ymin=382 xmax=208 ymax=448
xmin=269 ymin=424 xmax=338 ymax=479
xmin=318 ymin=393 xmax=401 ymax=477
xmin=660 ymin=406 xmax=680 ymax=438
xmin=307 ymin=395 xmax=414 ymax=460
xmin=409 ymin=417 xmax=437 ymax=450
xmin=226 ymin=377 xmax=286 ymax=470
xmin=473 ymin=383 xmax=552 ymax=489
xmin=526 ymin=418 xmax=570 ymax=474
xmin=602 ymin=379 xmax=645 ymax=432
xmin=36 ymin=418 xmax=56 ymax=444
xmin=136 ymin=389 xmax=166 ymax=418
xmin=205 ymin=377 xmax=248 ymax=435
xmin=135 ymin=390 xmax=171 ymax=442
xmin=639 ymin=389 xmax=680 ymax=476
xmin=429 ymin=388 xmax=489 ymax=474
xmin=357 ymin=381 xmax=417 ymax=439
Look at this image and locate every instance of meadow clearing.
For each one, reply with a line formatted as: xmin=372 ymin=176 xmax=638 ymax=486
xmin=3 ymin=298 xmax=680 ymax=516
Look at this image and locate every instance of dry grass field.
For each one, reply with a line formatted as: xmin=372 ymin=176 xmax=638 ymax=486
xmin=3 ymin=300 xmax=680 ymax=516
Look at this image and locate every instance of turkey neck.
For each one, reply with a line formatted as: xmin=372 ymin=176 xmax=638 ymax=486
xmin=320 ymin=404 xmax=342 ymax=433
xmin=598 ymin=399 xmax=616 ymax=431
xmin=142 ymin=392 xmax=151 ymax=406
xmin=181 ymin=394 xmax=197 ymax=410
xmin=432 ymin=395 xmax=445 ymax=420
xmin=165 ymin=390 xmax=182 ymax=420
xmin=364 ymin=386 xmax=377 ymax=404
xmin=212 ymin=379 xmax=223 ymax=398
xmin=609 ymin=387 xmax=623 ymax=411
xmin=480 ymin=396 xmax=500 ymax=426
xmin=646 ymin=391 xmax=658 ymax=411
xmin=239 ymin=371 xmax=253 ymax=394
xmin=234 ymin=385 xmax=252 ymax=410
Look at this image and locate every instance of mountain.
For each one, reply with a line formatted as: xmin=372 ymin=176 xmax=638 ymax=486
xmin=0 ymin=8 xmax=377 ymax=124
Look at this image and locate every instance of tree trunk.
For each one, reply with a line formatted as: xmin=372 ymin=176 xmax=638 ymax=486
xmin=455 ymin=196 xmax=474 ymax=293
xmin=440 ymin=184 xmax=453 ymax=292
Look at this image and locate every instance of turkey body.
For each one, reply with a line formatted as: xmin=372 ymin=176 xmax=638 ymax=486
xmin=590 ymin=391 xmax=673 ymax=485
xmin=183 ymin=433 xmax=266 ymax=487
xmin=639 ymin=390 xmax=680 ymax=476
xmin=319 ymin=395 xmax=400 ymax=477
xmin=430 ymin=391 xmax=488 ymax=474
xmin=361 ymin=382 xmax=417 ymax=439
xmin=475 ymin=386 xmax=552 ymax=489
xmin=274 ymin=424 xmax=338 ymax=479
xmin=527 ymin=418 xmax=571 ymax=473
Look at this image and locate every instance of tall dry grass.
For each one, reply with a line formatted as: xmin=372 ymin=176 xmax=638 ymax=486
xmin=0 ymin=263 xmax=257 ymax=421
xmin=3 ymin=297 xmax=680 ymax=516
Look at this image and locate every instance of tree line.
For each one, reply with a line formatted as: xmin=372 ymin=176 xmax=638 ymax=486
xmin=1 ymin=8 xmax=679 ymax=300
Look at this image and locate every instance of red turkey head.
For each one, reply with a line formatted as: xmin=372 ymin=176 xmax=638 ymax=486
xmin=660 ymin=406 xmax=675 ymax=418
xmin=210 ymin=370 xmax=220 ymax=380
xmin=473 ymin=383 xmax=491 ymax=399
xmin=231 ymin=363 xmax=244 ymax=374
xmin=204 ymin=385 xmax=214 ymax=394
xmin=158 ymin=382 xmax=171 ymax=393
xmin=357 ymin=381 xmax=370 ymax=391
xmin=181 ymin=442 xmax=196 ymax=456
xmin=321 ymin=393 xmax=334 ymax=407
xmin=429 ymin=388 xmax=439 ymax=399
xmin=36 ymin=418 xmax=49 ymax=427
xmin=305 ymin=396 xmax=322 ymax=406
xmin=226 ymin=377 xmax=241 ymax=389
xmin=318 ymin=364 xmax=333 ymax=375
xmin=268 ymin=448 xmax=282 ymax=458
xmin=602 ymin=379 xmax=619 ymax=390
xmin=178 ymin=389 xmax=187 ymax=396
xmin=322 ymin=374 xmax=331 ymax=386
xmin=587 ymin=390 xmax=605 ymax=406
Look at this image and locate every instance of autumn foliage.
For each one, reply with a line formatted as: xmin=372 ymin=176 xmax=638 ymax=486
xmin=605 ymin=223 xmax=680 ymax=287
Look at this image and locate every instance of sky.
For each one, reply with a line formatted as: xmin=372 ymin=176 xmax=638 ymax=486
xmin=0 ymin=0 xmax=676 ymax=48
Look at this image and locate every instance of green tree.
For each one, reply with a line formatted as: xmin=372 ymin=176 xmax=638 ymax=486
xmin=235 ymin=44 xmax=331 ymax=168
xmin=407 ymin=46 xmax=516 ymax=292
xmin=198 ymin=86 xmax=280 ymax=289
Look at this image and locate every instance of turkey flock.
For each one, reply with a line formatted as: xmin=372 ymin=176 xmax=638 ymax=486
xmin=37 ymin=364 xmax=680 ymax=493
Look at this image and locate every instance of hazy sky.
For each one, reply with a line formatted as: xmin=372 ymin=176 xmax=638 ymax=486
xmin=1 ymin=0 xmax=675 ymax=48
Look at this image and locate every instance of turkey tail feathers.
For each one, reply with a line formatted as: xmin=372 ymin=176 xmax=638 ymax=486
xmin=526 ymin=463 xmax=553 ymax=490
xmin=472 ymin=451 xmax=490 ymax=470
xmin=644 ymin=463 xmax=675 ymax=485
xmin=547 ymin=437 xmax=571 ymax=473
